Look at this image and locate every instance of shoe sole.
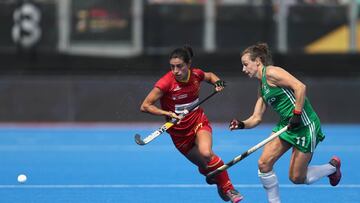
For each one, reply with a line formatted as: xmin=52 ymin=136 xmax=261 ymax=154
xmin=329 ymin=156 xmax=341 ymax=186
xmin=233 ymin=195 xmax=244 ymax=203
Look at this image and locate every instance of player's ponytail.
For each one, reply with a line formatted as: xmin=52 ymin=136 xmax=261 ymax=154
xmin=242 ymin=42 xmax=273 ymax=66
xmin=183 ymin=44 xmax=194 ymax=59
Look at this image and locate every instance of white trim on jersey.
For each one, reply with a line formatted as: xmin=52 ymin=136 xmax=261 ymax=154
xmin=282 ymin=88 xmax=317 ymax=152
xmin=174 ymin=98 xmax=199 ymax=114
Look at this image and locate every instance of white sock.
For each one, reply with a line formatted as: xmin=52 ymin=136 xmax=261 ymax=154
xmin=259 ymin=170 xmax=281 ymax=203
xmin=305 ymin=163 xmax=336 ymax=184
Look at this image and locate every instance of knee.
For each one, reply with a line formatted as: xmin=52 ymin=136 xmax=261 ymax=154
xmin=199 ymin=149 xmax=213 ymax=162
xmin=289 ymin=174 xmax=306 ymax=184
xmin=258 ymin=158 xmax=273 ymax=173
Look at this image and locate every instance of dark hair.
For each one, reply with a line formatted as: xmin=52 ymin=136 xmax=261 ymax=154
xmin=242 ymin=42 xmax=273 ymax=66
xmin=169 ymin=45 xmax=194 ymax=64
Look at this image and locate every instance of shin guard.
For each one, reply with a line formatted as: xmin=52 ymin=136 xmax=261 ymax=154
xmin=258 ymin=170 xmax=281 ymax=203
xmin=199 ymin=155 xmax=234 ymax=193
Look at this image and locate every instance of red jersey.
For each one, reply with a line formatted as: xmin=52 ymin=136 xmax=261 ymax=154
xmin=155 ymin=68 xmax=204 ymax=114
xmin=155 ymin=68 xmax=212 ymax=154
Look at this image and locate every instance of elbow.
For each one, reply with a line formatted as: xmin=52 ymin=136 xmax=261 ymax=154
xmin=140 ymin=103 xmax=148 ymax=113
xmin=302 ymin=84 xmax=306 ymax=94
xmin=255 ymin=117 xmax=262 ymax=125
xmin=253 ymin=114 xmax=263 ymax=125
xmin=298 ymin=83 xmax=306 ymax=94
xmin=248 ymin=115 xmax=262 ymax=128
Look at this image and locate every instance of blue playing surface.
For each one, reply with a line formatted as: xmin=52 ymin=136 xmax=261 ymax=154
xmin=0 ymin=123 xmax=358 ymax=203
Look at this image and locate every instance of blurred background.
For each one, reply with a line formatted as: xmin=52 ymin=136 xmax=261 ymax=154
xmin=0 ymin=0 xmax=359 ymax=124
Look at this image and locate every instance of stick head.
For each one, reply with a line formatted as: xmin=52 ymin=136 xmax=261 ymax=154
xmin=134 ymin=134 xmax=146 ymax=145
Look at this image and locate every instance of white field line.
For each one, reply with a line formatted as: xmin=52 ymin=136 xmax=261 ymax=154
xmin=0 ymin=145 xmax=359 ymax=152
xmin=0 ymin=184 xmax=359 ymax=189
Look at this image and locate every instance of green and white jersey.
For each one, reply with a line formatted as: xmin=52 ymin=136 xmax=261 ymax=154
xmin=260 ymin=66 xmax=319 ymax=126
xmin=260 ymin=66 xmax=324 ymax=153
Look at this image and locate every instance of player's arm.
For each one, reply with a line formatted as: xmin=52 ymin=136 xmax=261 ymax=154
xmin=230 ymin=89 xmax=267 ymax=130
xmin=204 ymin=71 xmax=225 ymax=92
xmin=140 ymin=87 xmax=181 ymax=119
xmin=266 ymin=66 xmax=306 ymax=112
xmin=267 ymin=66 xmax=306 ymax=129
xmin=242 ymin=94 xmax=267 ymax=128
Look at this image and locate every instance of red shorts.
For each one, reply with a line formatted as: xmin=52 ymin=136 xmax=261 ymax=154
xmin=167 ymin=109 xmax=212 ymax=155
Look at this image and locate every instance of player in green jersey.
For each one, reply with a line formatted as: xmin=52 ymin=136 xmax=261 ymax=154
xmin=229 ymin=43 xmax=342 ymax=203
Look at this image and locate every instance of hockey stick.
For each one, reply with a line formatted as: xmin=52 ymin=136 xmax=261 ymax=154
xmin=135 ymin=91 xmax=218 ymax=145
xmin=206 ymin=126 xmax=288 ymax=183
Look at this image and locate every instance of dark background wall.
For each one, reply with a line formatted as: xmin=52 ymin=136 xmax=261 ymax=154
xmin=0 ymin=1 xmax=359 ymax=123
xmin=0 ymin=54 xmax=359 ymax=124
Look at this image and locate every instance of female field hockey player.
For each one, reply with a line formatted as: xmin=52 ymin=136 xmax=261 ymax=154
xmin=140 ymin=45 xmax=243 ymax=203
xmin=229 ymin=43 xmax=342 ymax=203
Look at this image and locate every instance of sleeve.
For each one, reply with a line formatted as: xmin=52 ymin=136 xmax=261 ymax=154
xmin=154 ymin=74 xmax=171 ymax=93
xmin=192 ymin=68 xmax=205 ymax=81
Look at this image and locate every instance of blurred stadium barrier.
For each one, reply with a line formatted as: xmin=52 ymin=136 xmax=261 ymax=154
xmin=0 ymin=0 xmax=359 ymax=123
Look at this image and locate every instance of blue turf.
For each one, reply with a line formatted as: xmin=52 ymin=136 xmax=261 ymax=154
xmin=0 ymin=124 xmax=359 ymax=203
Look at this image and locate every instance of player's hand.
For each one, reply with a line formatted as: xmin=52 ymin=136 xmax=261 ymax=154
xmin=214 ymin=80 xmax=226 ymax=92
xmin=288 ymin=110 xmax=302 ymax=130
xmin=229 ymin=118 xmax=245 ymax=130
xmin=167 ymin=111 xmax=182 ymax=120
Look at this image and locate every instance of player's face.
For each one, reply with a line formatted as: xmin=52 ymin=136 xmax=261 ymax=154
xmin=170 ymin=58 xmax=189 ymax=81
xmin=241 ymin=53 xmax=258 ymax=78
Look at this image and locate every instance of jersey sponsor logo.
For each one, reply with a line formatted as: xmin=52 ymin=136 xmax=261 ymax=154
xmin=177 ymin=94 xmax=188 ymax=99
xmin=172 ymin=94 xmax=188 ymax=100
xmin=173 ymin=85 xmax=181 ymax=91
xmin=172 ymin=94 xmax=188 ymax=101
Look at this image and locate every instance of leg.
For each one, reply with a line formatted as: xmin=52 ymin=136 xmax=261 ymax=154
xmin=288 ymin=148 xmax=313 ymax=184
xmin=258 ymin=136 xmax=291 ymax=173
xmin=185 ymin=129 xmax=242 ymax=202
xmin=258 ymin=136 xmax=291 ymax=203
xmin=289 ymin=149 xmax=340 ymax=185
xmin=185 ymin=129 xmax=214 ymax=168
xmin=288 ymin=122 xmax=341 ymax=186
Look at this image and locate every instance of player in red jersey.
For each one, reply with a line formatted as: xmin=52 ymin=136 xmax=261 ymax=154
xmin=140 ymin=45 xmax=243 ymax=202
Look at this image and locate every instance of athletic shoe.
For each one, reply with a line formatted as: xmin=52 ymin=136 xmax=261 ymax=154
xmin=225 ymin=189 xmax=243 ymax=203
xmin=218 ymin=187 xmax=243 ymax=202
xmin=217 ymin=186 xmax=230 ymax=201
xmin=328 ymin=156 xmax=342 ymax=186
